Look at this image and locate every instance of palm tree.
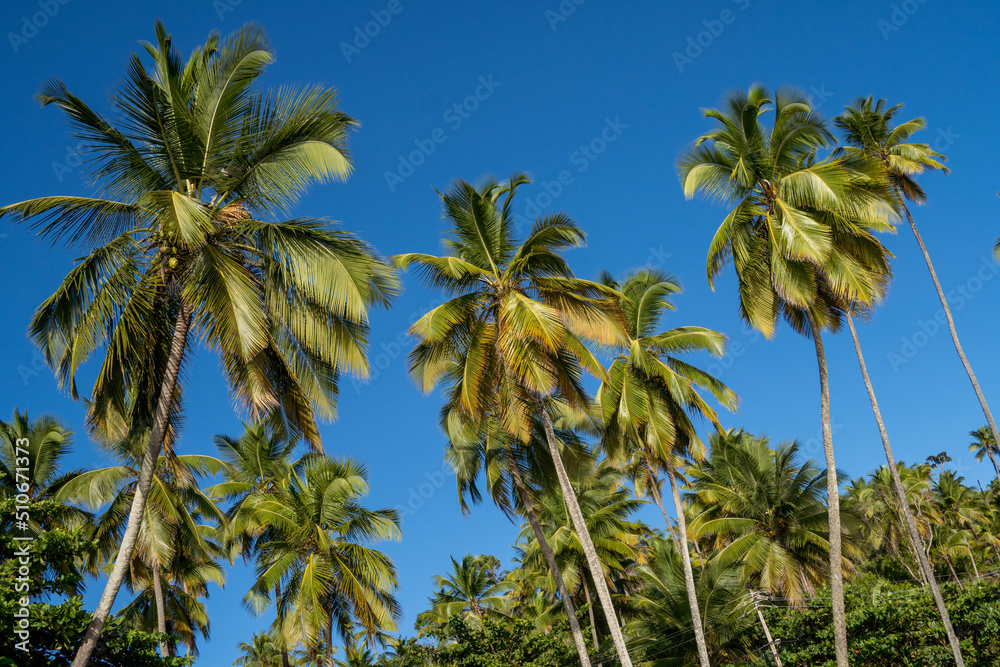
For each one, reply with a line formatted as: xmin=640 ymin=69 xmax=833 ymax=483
xmin=442 ymin=403 xmax=595 ymax=664
xmin=835 ymin=97 xmax=1000 ymax=455
xmin=396 ymin=174 xmax=636 ymax=666
xmin=0 ymin=409 xmax=89 ymax=531
xmin=687 ymin=431 xmax=856 ymax=601
xmin=55 ymin=431 xmax=227 ymax=657
xmin=239 ymin=456 xmax=400 ymax=667
xmin=422 ymin=555 xmax=512 ymax=629
xmin=844 ymin=313 xmax=967 ymax=664
xmin=969 ymin=426 xmax=1000 ymax=480
xmin=679 ymin=85 xmax=897 ymax=667
xmin=0 ymin=22 xmax=397 ymax=665
xmin=627 ymin=538 xmax=755 ymax=666
xmin=519 ymin=457 xmax=649 ymax=653
xmin=235 ymin=633 xmax=287 ymax=667
xmin=597 ymin=268 xmax=738 ymax=667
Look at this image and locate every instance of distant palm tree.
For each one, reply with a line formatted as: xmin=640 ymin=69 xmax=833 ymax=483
xmin=240 ymin=457 xmax=400 ymax=667
xmin=0 ymin=409 xmax=89 ymax=532
xmin=235 ymin=633 xmax=287 ymax=667
xmin=56 ymin=433 xmax=227 ymax=657
xmin=836 ymin=97 xmax=1000 ymax=460
xmin=442 ymin=403 xmax=596 ymax=663
xmin=598 ymin=268 xmax=738 ymax=667
xmin=396 ymin=174 xmax=635 ymax=666
xmin=687 ymin=431 xmax=857 ymax=602
xmin=0 ymin=22 xmax=398 ymax=666
xmin=423 ymin=555 xmax=512 ymax=629
xmin=627 ymin=538 xmax=754 ymax=665
xmin=680 ymin=85 xmax=897 ymax=667
xmin=969 ymin=426 xmax=1000 ymax=480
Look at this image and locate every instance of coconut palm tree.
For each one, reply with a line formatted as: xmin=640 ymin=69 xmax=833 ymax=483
xmin=55 ymin=430 xmax=227 ymax=658
xmin=0 ymin=22 xmax=397 ymax=665
xmin=627 ymin=538 xmax=754 ymax=666
xmin=421 ymin=555 xmax=512 ymax=630
xmin=396 ymin=174 xmax=636 ymax=666
xmin=519 ymin=457 xmax=649 ymax=653
xmin=239 ymin=456 xmax=400 ymax=667
xmin=0 ymin=409 xmax=90 ymax=532
xmin=687 ymin=431 xmax=857 ymax=601
xmin=835 ymin=97 xmax=1000 ymax=456
xmin=442 ymin=403 xmax=596 ymax=664
xmin=969 ymin=426 xmax=1000 ymax=480
xmin=235 ymin=633 xmax=288 ymax=667
xmin=679 ymin=85 xmax=898 ymax=667
xmin=844 ymin=313 xmax=968 ymax=664
xmin=597 ymin=268 xmax=738 ymax=667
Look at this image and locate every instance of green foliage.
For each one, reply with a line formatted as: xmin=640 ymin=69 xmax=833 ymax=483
xmin=381 ymin=615 xmax=578 ymax=667
xmin=736 ymin=577 xmax=1000 ymax=666
xmin=0 ymin=514 xmax=186 ymax=666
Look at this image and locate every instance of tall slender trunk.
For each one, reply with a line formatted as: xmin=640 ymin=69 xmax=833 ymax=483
xmin=275 ymin=582 xmax=292 ymax=667
xmin=965 ymin=540 xmax=980 ymax=578
xmin=506 ymin=444 xmax=592 ymax=667
xmin=806 ymin=312 xmax=849 ymax=667
xmin=326 ymin=612 xmax=335 ymax=667
xmin=73 ymin=304 xmax=192 ymax=667
xmin=748 ymin=586 xmax=783 ymax=667
xmin=945 ymin=554 xmax=963 ymax=587
xmin=904 ymin=203 xmax=1000 ymax=451
xmin=582 ymin=576 xmax=602 ymax=664
xmin=152 ymin=564 xmax=169 ymax=657
xmin=645 ymin=461 xmax=682 ymax=552
xmin=665 ymin=461 xmax=711 ymax=667
xmin=846 ymin=316 xmax=965 ymax=666
xmin=533 ymin=394 xmax=634 ymax=667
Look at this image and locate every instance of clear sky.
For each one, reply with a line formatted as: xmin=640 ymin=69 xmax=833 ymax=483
xmin=1 ymin=0 xmax=998 ymax=663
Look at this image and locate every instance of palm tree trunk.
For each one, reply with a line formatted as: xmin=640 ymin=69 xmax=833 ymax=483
xmin=748 ymin=586 xmax=783 ymax=667
xmin=326 ymin=612 xmax=335 ymax=667
xmin=965 ymin=540 xmax=980 ymax=578
xmin=152 ymin=564 xmax=170 ymax=657
xmin=904 ymin=203 xmax=1000 ymax=452
xmin=275 ymin=582 xmax=292 ymax=667
xmin=806 ymin=311 xmax=849 ymax=667
xmin=645 ymin=461 xmax=682 ymax=552
xmin=665 ymin=460 xmax=712 ymax=667
xmin=846 ymin=315 xmax=966 ymax=666
xmin=582 ymin=576 xmax=602 ymax=663
xmin=945 ymin=554 xmax=963 ymax=587
xmin=533 ymin=394 xmax=634 ymax=667
xmin=505 ymin=444 xmax=593 ymax=667
xmin=72 ymin=304 xmax=193 ymax=667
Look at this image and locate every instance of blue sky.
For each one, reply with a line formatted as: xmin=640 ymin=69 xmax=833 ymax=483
xmin=1 ymin=0 xmax=999 ymax=663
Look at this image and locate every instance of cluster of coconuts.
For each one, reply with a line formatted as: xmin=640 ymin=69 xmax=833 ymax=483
xmin=150 ymin=230 xmax=181 ymax=269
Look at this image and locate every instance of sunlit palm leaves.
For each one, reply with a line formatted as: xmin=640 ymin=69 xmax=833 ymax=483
xmin=686 ymin=430 xmax=861 ymax=602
